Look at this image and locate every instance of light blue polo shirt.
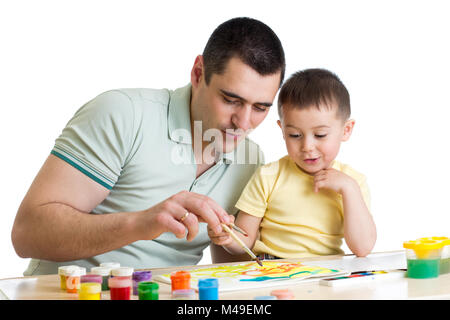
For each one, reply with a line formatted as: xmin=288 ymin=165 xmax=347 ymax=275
xmin=24 ymin=84 xmax=264 ymax=275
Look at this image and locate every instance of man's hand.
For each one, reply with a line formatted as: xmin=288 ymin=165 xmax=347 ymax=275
xmin=138 ymin=191 xmax=233 ymax=242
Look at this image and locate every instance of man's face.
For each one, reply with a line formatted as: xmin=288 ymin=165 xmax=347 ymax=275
xmin=190 ymin=56 xmax=281 ymax=153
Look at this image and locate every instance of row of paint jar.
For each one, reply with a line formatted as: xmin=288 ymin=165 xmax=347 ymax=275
xmin=171 ymin=270 xmax=218 ymax=300
xmin=169 ymin=270 xmax=295 ymax=300
xmin=58 ymin=263 xmax=155 ymax=300
xmin=403 ymin=236 xmax=450 ymax=279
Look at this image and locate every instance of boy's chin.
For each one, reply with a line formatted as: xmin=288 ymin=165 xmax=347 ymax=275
xmin=295 ymin=162 xmax=326 ymax=175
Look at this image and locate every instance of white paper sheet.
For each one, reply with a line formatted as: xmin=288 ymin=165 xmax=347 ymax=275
xmin=305 ymin=251 xmax=406 ymax=272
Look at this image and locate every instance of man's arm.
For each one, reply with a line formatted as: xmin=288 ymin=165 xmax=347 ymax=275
xmin=12 ymin=154 xmax=231 ymax=262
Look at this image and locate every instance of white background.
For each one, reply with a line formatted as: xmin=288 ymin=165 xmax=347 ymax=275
xmin=1 ymin=0 xmax=449 ymax=279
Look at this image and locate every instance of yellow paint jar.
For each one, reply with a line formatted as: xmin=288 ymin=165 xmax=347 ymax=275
xmin=58 ymin=265 xmax=80 ymax=290
xmin=79 ymin=283 xmax=102 ymax=300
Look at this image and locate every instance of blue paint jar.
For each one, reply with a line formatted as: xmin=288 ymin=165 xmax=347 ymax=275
xmin=198 ymin=278 xmax=219 ymax=300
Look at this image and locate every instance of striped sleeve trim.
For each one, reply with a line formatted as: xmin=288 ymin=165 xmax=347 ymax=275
xmin=51 ymin=148 xmax=114 ymax=190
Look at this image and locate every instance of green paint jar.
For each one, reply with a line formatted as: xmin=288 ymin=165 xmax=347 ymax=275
xmin=403 ymin=239 xmax=443 ymax=279
xmin=138 ymin=281 xmax=159 ymax=300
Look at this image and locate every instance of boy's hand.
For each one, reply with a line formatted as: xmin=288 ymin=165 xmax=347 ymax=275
xmin=313 ymin=168 xmax=357 ymax=195
xmin=207 ymin=215 xmax=235 ymax=246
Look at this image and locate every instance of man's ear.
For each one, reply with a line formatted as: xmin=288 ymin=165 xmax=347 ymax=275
xmin=342 ymin=119 xmax=355 ymax=142
xmin=190 ymin=55 xmax=204 ymax=89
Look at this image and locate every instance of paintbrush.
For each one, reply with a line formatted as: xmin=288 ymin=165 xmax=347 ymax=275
xmin=229 ymin=223 xmax=248 ymax=237
xmin=221 ymin=224 xmax=263 ymax=267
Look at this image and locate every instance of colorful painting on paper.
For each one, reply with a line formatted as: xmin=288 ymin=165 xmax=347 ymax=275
xmin=155 ymin=261 xmax=348 ymax=292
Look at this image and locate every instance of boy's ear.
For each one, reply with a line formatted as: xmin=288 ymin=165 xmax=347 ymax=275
xmin=342 ymin=119 xmax=355 ymax=142
xmin=277 ymin=120 xmax=286 ymax=140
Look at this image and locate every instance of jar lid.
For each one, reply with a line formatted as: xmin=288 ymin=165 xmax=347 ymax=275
xmin=111 ymin=267 xmax=134 ymax=277
xmin=198 ymin=278 xmax=219 ymax=288
xmin=132 ymin=271 xmax=152 ymax=281
xmin=403 ymin=239 xmax=444 ymax=250
xmin=65 ymin=267 xmax=84 ymax=277
xmin=80 ymin=282 xmax=101 ymax=294
xmin=90 ymin=266 xmax=111 ymax=276
xmin=254 ymin=296 xmax=277 ymax=300
xmin=170 ymin=270 xmax=191 ymax=281
xmin=100 ymin=262 xmax=121 ymax=269
xmin=270 ymin=289 xmax=294 ymax=300
xmin=58 ymin=265 xmax=79 ymax=276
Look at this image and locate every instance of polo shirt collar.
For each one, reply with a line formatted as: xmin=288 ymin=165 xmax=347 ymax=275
xmin=167 ymin=83 xmax=237 ymax=164
xmin=168 ymin=84 xmax=193 ymax=144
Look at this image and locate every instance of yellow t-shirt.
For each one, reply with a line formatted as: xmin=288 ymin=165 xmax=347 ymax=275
xmin=235 ymin=155 xmax=371 ymax=258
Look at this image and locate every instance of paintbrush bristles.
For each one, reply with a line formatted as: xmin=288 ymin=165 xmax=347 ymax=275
xmin=221 ymin=224 xmax=262 ymax=267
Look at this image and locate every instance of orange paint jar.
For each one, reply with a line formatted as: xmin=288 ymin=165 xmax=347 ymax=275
xmin=170 ymin=271 xmax=191 ymax=292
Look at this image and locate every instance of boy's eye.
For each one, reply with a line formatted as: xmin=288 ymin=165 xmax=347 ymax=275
xmin=315 ymin=134 xmax=327 ymax=138
xmin=288 ymin=134 xmax=301 ymax=138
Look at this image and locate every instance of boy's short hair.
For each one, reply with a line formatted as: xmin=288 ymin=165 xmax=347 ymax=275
xmin=202 ymin=17 xmax=286 ymax=87
xmin=277 ymin=68 xmax=350 ymax=120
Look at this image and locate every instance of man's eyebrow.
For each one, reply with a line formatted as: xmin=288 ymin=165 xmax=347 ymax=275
xmin=220 ymin=89 xmax=273 ymax=107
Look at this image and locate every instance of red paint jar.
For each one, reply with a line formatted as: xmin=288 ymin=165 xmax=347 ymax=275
xmin=108 ymin=277 xmax=132 ymax=300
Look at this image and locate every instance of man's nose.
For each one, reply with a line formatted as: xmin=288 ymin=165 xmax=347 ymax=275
xmin=232 ymin=106 xmax=252 ymax=132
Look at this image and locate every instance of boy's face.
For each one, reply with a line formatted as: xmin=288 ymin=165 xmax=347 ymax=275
xmin=278 ymin=104 xmax=355 ymax=175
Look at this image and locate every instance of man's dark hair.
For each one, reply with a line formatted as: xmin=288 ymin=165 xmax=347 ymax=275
xmin=202 ymin=17 xmax=285 ymax=87
xmin=278 ymin=68 xmax=351 ymax=120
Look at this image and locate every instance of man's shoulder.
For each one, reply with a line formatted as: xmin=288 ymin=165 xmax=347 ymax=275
xmin=110 ymin=87 xmax=171 ymax=106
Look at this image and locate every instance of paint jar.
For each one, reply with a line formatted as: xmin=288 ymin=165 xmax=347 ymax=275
xmin=79 ymin=283 xmax=102 ymax=300
xmin=416 ymin=237 xmax=450 ymax=275
xmin=138 ymin=281 xmax=159 ymax=300
xmin=132 ymin=271 xmax=152 ymax=295
xmin=58 ymin=265 xmax=79 ymax=290
xmin=270 ymin=289 xmax=295 ymax=300
xmin=65 ymin=267 xmax=86 ymax=293
xmin=108 ymin=277 xmax=132 ymax=300
xmin=403 ymin=240 xmax=443 ymax=279
xmin=254 ymin=296 xmax=277 ymax=300
xmin=198 ymin=278 xmax=219 ymax=300
xmin=170 ymin=270 xmax=191 ymax=292
xmin=90 ymin=267 xmax=111 ymax=290
xmin=172 ymin=289 xmax=196 ymax=300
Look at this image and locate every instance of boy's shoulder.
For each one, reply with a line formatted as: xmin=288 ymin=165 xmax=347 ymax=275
xmin=332 ymin=160 xmax=367 ymax=182
xmin=256 ymin=155 xmax=291 ymax=176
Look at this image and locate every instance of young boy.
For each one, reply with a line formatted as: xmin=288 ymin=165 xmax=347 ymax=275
xmin=210 ymin=68 xmax=376 ymax=259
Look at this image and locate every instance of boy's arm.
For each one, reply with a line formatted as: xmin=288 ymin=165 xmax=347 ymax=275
xmin=314 ymin=169 xmax=376 ymax=257
xmin=209 ymin=210 xmax=262 ymax=259
xmin=340 ymin=180 xmax=376 ymax=257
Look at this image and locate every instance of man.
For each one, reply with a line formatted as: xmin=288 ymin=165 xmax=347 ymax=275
xmin=11 ymin=17 xmax=285 ymax=275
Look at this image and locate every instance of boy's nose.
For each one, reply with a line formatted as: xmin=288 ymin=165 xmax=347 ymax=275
xmin=301 ymin=137 xmax=315 ymax=152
